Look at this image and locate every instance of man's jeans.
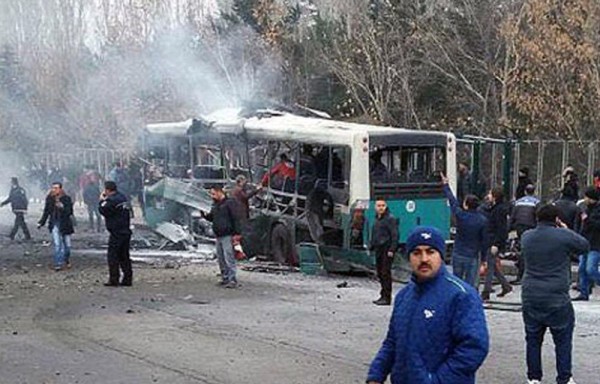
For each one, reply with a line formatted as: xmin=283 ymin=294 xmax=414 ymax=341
xmin=51 ymin=225 xmax=71 ymax=268
xmin=216 ymin=235 xmax=236 ymax=283
xmin=452 ymin=253 xmax=479 ymax=288
xmin=580 ymin=250 xmax=600 ymax=298
xmin=523 ymin=303 xmax=575 ymax=384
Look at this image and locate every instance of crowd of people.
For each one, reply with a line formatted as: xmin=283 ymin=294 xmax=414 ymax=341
xmin=3 ymin=157 xmax=600 ymax=383
xmin=367 ymin=164 xmax=600 ymax=384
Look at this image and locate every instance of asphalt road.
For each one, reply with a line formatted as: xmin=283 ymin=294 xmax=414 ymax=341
xmin=0 ymin=209 xmax=599 ymax=383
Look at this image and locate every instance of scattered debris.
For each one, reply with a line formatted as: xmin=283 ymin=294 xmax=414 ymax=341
xmin=240 ymin=261 xmax=299 ymax=274
xmin=336 ymin=281 xmax=348 ymax=289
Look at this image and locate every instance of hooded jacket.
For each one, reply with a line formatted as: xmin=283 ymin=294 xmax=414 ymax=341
xmin=367 ymin=266 xmax=489 ymax=384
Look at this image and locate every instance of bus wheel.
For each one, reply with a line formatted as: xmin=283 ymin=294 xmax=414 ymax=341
xmin=271 ymin=224 xmax=293 ymax=265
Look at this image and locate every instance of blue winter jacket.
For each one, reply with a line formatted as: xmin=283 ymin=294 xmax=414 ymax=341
xmin=367 ymin=266 xmax=489 ymax=384
xmin=444 ymin=185 xmax=489 ymax=260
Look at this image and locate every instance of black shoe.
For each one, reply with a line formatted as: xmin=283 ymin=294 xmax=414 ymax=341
xmin=497 ymin=286 xmax=513 ymax=298
xmin=481 ymin=292 xmax=490 ymax=302
xmin=103 ymin=282 xmax=119 ymax=287
xmin=373 ymin=298 xmax=391 ymax=306
xmin=120 ymin=281 xmax=132 ymax=287
xmin=572 ymin=295 xmax=589 ymax=302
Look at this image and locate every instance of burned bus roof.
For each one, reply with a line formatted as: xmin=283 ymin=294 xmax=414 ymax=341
xmin=146 ymin=109 xmax=453 ymax=147
xmin=145 ymin=119 xmax=193 ymax=137
xmin=205 ymin=109 xmax=452 ymax=147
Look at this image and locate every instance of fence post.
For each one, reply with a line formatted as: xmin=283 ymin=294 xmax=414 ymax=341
xmin=588 ymin=142 xmax=596 ymax=186
xmin=503 ymin=139 xmax=512 ymax=199
xmin=536 ymin=141 xmax=544 ymax=198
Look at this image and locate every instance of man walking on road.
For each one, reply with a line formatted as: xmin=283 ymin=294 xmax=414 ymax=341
xmin=510 ymin=184 xmax=540 ymax=283
xmin=367 ymin=226 xmax=489 ymax=384
xmin=1 ymin=177 xmax=31 ymax=241
xmin=204 ymin=185 xmax=241 ymax=288
xmin=573 ymin=187 xmax=600 ymax=301
xmin=442 ymin=174 xmax=488 ymax=287
xmin=481 ymin=187 xmax=513 ymax=301
xmin=369 ymin=198 xmax=399 ymax=306
xmin=521 ymin=204 xmax=589 ymax=384
xmin=38 ymin=182 xmax=74 ymax=271
xmin=99 ymin=181 xmax=133 ymax=287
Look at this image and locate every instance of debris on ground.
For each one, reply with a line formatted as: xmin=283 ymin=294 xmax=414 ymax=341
xmin=240 ymin=261 xmax=299 ymax=274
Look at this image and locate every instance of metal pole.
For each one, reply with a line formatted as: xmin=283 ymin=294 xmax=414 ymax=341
xmin=503 ymin=140 xmax=512 ymax=200
xmin=588 ymin=142 xmax=595 ymax=186
xmin=513 ymin=142 xmax=520 ymax=199
xmin=471 ymin=141 xmax=481 ymax=195
xmin=536 ymin=141 xmax=544 ymax=198
xmin=491 ymin=144 xmax=498 ymax=188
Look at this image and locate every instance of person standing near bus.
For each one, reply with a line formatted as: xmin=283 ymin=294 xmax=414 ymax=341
xmin=520 ymin=204 xmax=589 ymax=384
xmin=481 ymin=187 xmax=513 ymax=301
xmin=442 ymin=174 xmax=488 ymax=288
xmin=204 ymin=185 xmax=242 ymax=288
xmin=510 ymin=184 xmax=540 ymax=284
xmin=367 ymin=226 xmax=489 ymax=384
xmin=369 ymin=198 xmax=398 ymax=306
xmin=99 ymin=181 xmax=133 ymax=287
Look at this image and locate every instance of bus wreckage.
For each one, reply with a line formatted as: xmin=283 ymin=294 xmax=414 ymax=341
xmin=141 ymin=106 xmax=457 ymax=279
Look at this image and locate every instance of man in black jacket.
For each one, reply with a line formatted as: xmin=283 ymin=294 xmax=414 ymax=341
xmin=481 ymin=187 xmax=512 ymax=301
xmin=369 ymin=198 xmax=398 ymax=306
xmin=1 ymin=177 xmax=31 ymax=241
xmin=510 ymin=184 xmax=540 ymax=283
xmin=99 ymin=181 xmax=132 ymax=287
xmin=205 ymin=185 xmax=241 ymax=288
xmin=573 ymin=187 xmax=600 ymax=301
xmin=38 ymin=182 xmax=74 ymax=271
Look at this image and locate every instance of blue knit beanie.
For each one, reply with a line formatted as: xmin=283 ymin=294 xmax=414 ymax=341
xmin=406 ymin=226 xmax=446 ymax=256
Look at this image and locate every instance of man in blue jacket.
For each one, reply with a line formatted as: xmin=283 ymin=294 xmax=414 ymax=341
xmin=521 ymin=204 xmax=589 ymax=384
xmin=367 ymin=226 xmax=489 ymax=384
xmin=442 ymin=175 xmax=488 ymax=287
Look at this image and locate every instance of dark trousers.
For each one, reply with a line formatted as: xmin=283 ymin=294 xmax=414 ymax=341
xmin=375 ymin=247 xmax=393 ymax=301
xmin=515 ymin=225 xmax=534 ymax=280
xmin=86 ymin=204 xmax=102 ymax=231
xmin=523 ymin=303 xmax=575 ymax=384
xmin=10 ymin=212 xmax=31 ymax=240
xmin=482 ymin=248 xmax=511 ymax=294
xmin=107 ymin=233 xmax=132 ymax=284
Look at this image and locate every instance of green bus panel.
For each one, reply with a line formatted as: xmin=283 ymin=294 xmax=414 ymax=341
xmin=366 ymin=198 xmax=450 ymax=243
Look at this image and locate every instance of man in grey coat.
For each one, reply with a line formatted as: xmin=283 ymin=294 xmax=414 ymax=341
xmin=520 ymin=204 xmax=589 ymax=384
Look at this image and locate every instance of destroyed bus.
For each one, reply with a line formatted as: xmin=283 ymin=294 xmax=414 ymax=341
xmin=186 ymin=107 xmax=457 ymax=275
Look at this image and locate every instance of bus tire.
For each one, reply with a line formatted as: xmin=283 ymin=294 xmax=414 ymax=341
xmin=271 ymin=224 xmax=293 ymax=265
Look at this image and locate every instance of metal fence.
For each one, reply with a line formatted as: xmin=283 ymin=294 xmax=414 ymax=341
xmin=457 ymin=138 xmax=600 ymax=202
xmin=31 ymin=149 xmax=132 ymax=178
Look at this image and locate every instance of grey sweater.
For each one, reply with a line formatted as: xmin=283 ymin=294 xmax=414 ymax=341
xmin=521 ymin=222 xmax=589 ymax=310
